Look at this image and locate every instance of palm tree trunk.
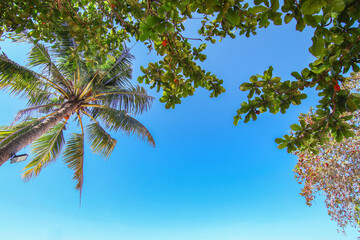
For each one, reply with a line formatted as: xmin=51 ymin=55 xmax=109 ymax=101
xmin=0 ymin=100 xmax=80 ymax=166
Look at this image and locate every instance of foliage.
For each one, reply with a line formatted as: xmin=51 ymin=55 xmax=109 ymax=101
xmin=293 ymin=72 xmax=360 ymax=230
xmin=0 ymin=31 xmax=154 ymax=198
xmin=1 ymin=1 xmax=360 ymax=150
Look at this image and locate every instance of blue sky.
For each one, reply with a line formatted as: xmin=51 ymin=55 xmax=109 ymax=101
xmin=0 ymin=20 xmax=359 ymax=240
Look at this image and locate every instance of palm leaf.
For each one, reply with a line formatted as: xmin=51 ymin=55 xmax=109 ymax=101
xmin=26 ymin=89 xmax=56 ymax=107
xmin=93 ymin=85 xmax=154 ymax=115
xmin=0 ymin=118 xmax=39 ymax=147
xmin=90 ymin=106 xmax=155 ymax=147
xmin=0 ymin=53 xmax=46 ymax=95
xmin=97 ymin=50 xmax=133 ymax=87
xmin=0 ymin=52 xmax=68 ymax=98
xmin=22 ymin=121 xmax=67 ymax=181
xmin=28 ymin=43 xmax=72 ymax=92
xmin=86 ymin=123 xmax=117 ymax=159
xmin=12 ymin=103 xmax=61 ymax=125
xmin=63 ymin=133 xmax=84 ymax=196
xmin=79 ymin=50 xmax=133 ymax=91
xmin=0 ymin=108 xmax=62 ymax=148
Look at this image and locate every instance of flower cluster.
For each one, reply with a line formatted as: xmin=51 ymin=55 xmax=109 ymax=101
xmin=294 ymin=73 xmax=360 ymax=230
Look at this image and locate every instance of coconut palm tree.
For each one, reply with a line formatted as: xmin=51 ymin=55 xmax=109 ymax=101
xmin=0 ymin=35 xmax=155 ymax=197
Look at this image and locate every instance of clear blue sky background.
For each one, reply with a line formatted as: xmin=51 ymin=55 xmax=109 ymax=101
xmin=0 ymin=20 xmax=359 ymax=240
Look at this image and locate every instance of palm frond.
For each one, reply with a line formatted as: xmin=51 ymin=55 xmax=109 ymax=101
xmin=22 ymin=121 xmax=66 ymax=181
xmin=90 ymin=106 xmax=155 ymax=147
xmin=63 ymin=133 xmax=84 ymax=196
xmin=12 ymin=103 xmax=61 ymax=125
xmin=57 ymin=56 xmax=87 ymax=81
xmin=26 ymin=89 xmax=56 ymax=107
xmin=0 ymin=52 xmax=68 ymax=98
xmin=86 ymin=123 xmax=117 ymax=159
xmin=96 ymin=49 xmax=133 ymax=87
xmin=28 ymin=43 xmax=73 ymax=92
xmin=79 ymin=49 xmax=133 ymax=91
xmin=0 ymin=118 xmax=38 ymax=145
xmin=0 ymin=53 xmax=45 ymax=94
xmin=92 ymin=85 xmax=154 ymax=115
xmin=0 ymin=109 xmax=60 ymax=148
xmin=38 ymin=98 xmax=65 ymax=113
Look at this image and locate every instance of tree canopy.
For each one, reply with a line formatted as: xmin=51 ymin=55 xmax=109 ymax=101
xmin=1 ymin=0 xmax=359 ymax=150
xmin=293 ymin=72 xmax=360 ymax=231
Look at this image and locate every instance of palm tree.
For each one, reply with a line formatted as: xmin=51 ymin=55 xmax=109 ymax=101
xmin=0 ymin=35 xmax=155 ymax=197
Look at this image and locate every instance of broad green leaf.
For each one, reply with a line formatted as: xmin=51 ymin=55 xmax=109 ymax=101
xmin=301 ymin=0 xmax=325 ymax=15
xmin=330 ymin=0 xmax=345 ymax=12
xmin=290 ymin=124 xmax=301 ymax=131
xmin=309 ymin=36 xmax=325 ymax=57
xmin=139 ymin=31 xmax=151 ymax=42
xmin=284 ymin=13 xmax=293 ymax=24
xmin=240 ymin=82 xmax=252 ymax=91
xmin=249 ymin=5 xmax=268 ymax=14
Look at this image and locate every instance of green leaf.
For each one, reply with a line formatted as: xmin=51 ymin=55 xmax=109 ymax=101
xmin=249 ymin=5 xmax=268 ymax=14
xmin=271 ymin=0 xmax=280 ymax=11
xmin=63 ymin=133 xmax=84 ymax=194
xmin=331 ymin=34 xmax=344 ymax=44
xmin=277 ymin=143 xmax=286 ymax=149
xmin=271 ymin=77 xmax=281 ymax=83
xmin=240 ymin=82 xmax=252 ymax=91
xmin=311 ymin=64 xmax=328 ymax=74
xmin=273 ymin=16 xmax=282 ymax=25
xmin=335 ymin=130 xmax=343 ymax=142
xmin=250 ymin=76 xmax=258 ymax=83
xmin=296 ymin=19 xmax=306 ymax=31
xmin=301 ymin=0 xmax=325 ymax=15
xmin=86 ymin=123 xmax=117 ymax=159
xmin=93 ymin=106 xmax=155 ymax=147
xmin=146 ymin=15 xmax=162 ymax=26
xmin=291 ymin=71 xmax=302 ymax=79
xmin=301 ymin=68 xmax=310 ymax=78
xmin=284 ymin=13 xmax=293 ymax=24
xmin=0 ymin=118 xmax=39 ymax=147
xmin=346 ymin=98 xmax=357 ymax=112
xmin=352 ymin=93 xmax=360 ymax=98
xmin=330 ymin=0 xmax=345 ymax=12
xmin=290 ymin=124 xmax=301 ymax=131
xmin=139 ymin=30 xmax=151 ymax=42
xmin=352 ymin=64 xmax=360 ymax=72
xmin=343 ymin=129 xmax=354 ymax=138
xmin=23 ymin=121 xmax=66 ymax=181
xmin=233 ymin=115 xmax=240 ymax=126
xmin=227 ymin=10 xmax=240 ymax=25
xmin=309 ymin=36 xmax=325 ymax=57
xmin=304 ymin=15 xmax=319 ymax=27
